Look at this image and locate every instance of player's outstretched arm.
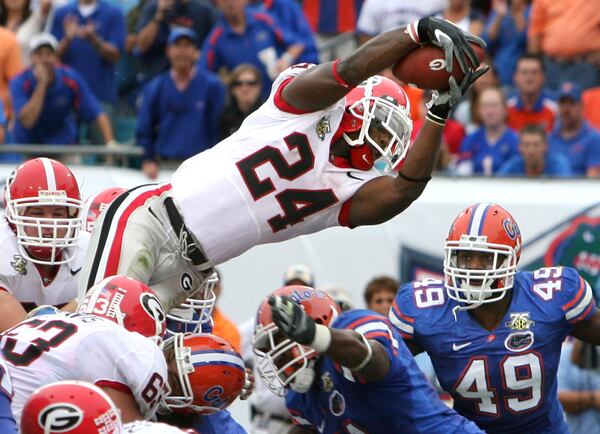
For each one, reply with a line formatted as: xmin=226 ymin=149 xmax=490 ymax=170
xmin=282 ymin=17 xmax=486 ymax=112
xmin=269 ymin=296 xmax=390 ymax=383
xmin=346 ymin=68 xmax=488 ymax=227
xmin=0 ymin=291 xmax=27 ymax=333
xmin=571 ymin=309 xmax=600 ymax=345
xmin=100 ymin=387 xmax=143 ymax=423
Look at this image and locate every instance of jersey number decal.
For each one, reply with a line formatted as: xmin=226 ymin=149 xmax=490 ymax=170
xmin=532 ymin=267 xmax=562 ymax=301
xmin=141 ymin=372 xmax=168 ymax=410
xmin=1 ymin=319 xmax=77 ymax=367
xmin=454 ymin=352 xmax=543 ymax=415
xmin=414 ymin=279 xmax=445 ymax=309
xmin=236 ymin=132 xmax=338 ymax=233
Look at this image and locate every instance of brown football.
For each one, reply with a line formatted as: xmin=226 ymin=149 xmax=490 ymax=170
xmin=392 ymin=43 xmax=486 ymax=90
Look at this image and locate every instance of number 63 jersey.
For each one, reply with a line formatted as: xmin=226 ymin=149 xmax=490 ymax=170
xmin=390 ymin=267 xmax=596 ymax=434
xmin=171 ymin=64 xmax=380 ymax=265
xmin=0 ymin=313 xmax=169 ymax=426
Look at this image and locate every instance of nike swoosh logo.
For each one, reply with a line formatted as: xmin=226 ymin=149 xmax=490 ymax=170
xmin=70 ymin=267 xmax=82 ymax=276
xmin=346 ymin=172 xmax=364 ymax=181
xmin=452 ymin=342 xmax=473 ymax=351
xmin=318 ymin=421 xmax=325 ymax=433
xmin=362 ymin=153 xmax=370 ymax=164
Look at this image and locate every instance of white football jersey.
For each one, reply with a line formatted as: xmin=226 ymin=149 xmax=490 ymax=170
xmin=171 ymin=64 xmax=379 ymax=264
xmin=0 ymin=217 xmax=90 ymax=309
xmin=1 ymin=313 xmax=168 ymax=425
xmin=123 ymin=421 xmax=191 ymax=433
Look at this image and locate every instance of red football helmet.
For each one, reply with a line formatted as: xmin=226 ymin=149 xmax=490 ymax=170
xmin=163 ymin=333 xmax=245 ymax=415
xmin=4 ymin=158 xmax=83 ymax=265
xmin=444 ymin=203 xmax=522 ymax=310
xmin=77 ymin=275 xmax=166 ymax=344
xmin=85 ymin=187 xmax=126 ymax=233
xmin=20 ymin=381 xmax=122 ymax=434
xmin=253 ymin=286 xmax=341 ymax=396
xmin=335 ymin=75 xmax=412 ymax=172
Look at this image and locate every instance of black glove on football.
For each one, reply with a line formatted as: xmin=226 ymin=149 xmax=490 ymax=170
xmin=268 ymin=295 xmax=316 ymax=346
xmin=415 ymin=17 xmax=486 ymax=73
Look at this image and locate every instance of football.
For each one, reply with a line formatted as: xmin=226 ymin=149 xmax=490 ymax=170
xmin=392 ymin=43 xmax=486 ymax=90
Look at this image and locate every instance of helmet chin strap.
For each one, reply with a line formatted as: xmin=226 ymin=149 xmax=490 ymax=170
xmin=341 ymin=132 xmax=375 ymax=171
xmin=289 ymin=361 xmax=315 ymax=393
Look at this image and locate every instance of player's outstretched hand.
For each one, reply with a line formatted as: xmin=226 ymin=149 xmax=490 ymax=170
xmin=268 ymin=295 xmax=316 ymax=346
xmin=426 ymin=66 xmax=490 ymax=125
xmin=406 ymin=17 xmax=486 ymax=73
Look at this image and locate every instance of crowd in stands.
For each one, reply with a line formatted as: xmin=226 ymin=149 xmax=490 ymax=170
xmin=0 ymin=0 xmax=599 ymax=179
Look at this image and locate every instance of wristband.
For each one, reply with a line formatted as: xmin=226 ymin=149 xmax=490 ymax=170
xmin=405 ymin=20 xmax=421 ymax=44
xmin=309 ymin=324 xmax=332 ymax=353
xmin=349 ymin=333 xmax=373 ymax=371
xmin=332 ymin=59 xmax=353 ymax=89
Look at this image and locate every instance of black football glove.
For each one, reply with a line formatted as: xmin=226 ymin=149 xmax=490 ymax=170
xmin=268 ymin=295 xmax=316 ymax=346
xmin=426 ymin=66 xmax=490 ymax=125
xmin=407 ymin=17 xmax=486 ymax=73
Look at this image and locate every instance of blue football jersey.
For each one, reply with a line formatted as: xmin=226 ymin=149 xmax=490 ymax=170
xmin=0 ymin=355 xmax=16 ymax=434
xmin=390 ymin=267 xmax=596 ymax=434
xmin=286 ymin=309 xmax=483 ymax=434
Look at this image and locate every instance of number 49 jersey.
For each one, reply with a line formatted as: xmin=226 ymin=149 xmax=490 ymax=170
xmin=0 ymin=313 xmax=168 ymax=426
xmin=390 ymin=267 xmax=596 ymax=434
xmin=171 ymin=64 xmax=379 ymax=265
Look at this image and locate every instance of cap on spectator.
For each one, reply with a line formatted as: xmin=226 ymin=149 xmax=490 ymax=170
xmin=558 ymin=82 xmax=582 ymax=102
xmin=167 ymin=27 xmax=198 ymax=46
xmin=30 ymin=32 xmax=58 ymax=53
xmin=283 ymin=264 xmax=314 ymax=287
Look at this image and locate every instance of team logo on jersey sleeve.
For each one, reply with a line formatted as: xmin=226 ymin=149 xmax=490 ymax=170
xmin=321 ymin=372 xmax=334 ymax=393
xmin=316 ymin=116 xmax=331 ymax=141
xmin=505 ymin=312 xmax=535 ymax=331
xmin=504 ymin=330 xmax=534 ymax=352
xmin=10 ymin=254 xmax=27 ymax=275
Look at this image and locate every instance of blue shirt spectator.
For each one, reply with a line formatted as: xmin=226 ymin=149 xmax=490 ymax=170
xmin=0 ymin=100 xmax=5 ymax=143
xmin=51 ymin=0 xmax=126 ymax=105
xmin=136 ymin=28 xmax=225 ymax=179
xmin=458 ymin=127 xmax=519 ymax=175
xmin=199 ymin=3 xmax=302 ymax=100
xmin=497 ymin=153 xmax=572 ymax=177
xmin=482 ymin=0 xmax=530 ymax=87
xmin=558 ymin=341 xmax=600 ymax=434
xmin=135 ymin=0 xmax=217 ymax=83
xmin=304 ymin=0 xmax=363 ymax=36
xmin=249 ymin=0 xmax=319 ymax=64
xmin=549 ymin=82 xmax=600 ymax=177
xmin=10 ymin=33 xmax=113 ymax=145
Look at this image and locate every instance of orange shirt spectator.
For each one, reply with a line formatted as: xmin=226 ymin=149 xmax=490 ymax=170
xmin=212 ymin=307 xmax=241 ymax=353
xmin=0 ymin=28 xmax=23 ymax=118
xmin=507 ymin=96 xmax=556 ymax=133
xmin=583 ymin=87 xmax=600 ymax=130
xmin=529 ymin=0 xmax=600 ymax=58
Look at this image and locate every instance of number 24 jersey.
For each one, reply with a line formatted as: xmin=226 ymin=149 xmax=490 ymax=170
xmin=390 ymin=267 xmax=596 ymax=434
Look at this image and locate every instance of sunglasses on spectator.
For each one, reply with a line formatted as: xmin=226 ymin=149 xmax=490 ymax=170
xmin=232 ymin=80 xmax=259 ymax=87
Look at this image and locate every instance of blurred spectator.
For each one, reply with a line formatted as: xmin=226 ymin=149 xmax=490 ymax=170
xmin=135 ymin=0 xmax=217 ymax=83
xmin=0 ymin=27 xmax=23 ymax=119
xmin=456 ymin=86 xmax=519 ymax=175
xmin=363 ymin=275 xmax=398 ymax=316
xmin=436 ymin=0 xmax=484 ymax=35
xmin=249 ymin=0 xmax=319 ymax=64
xmin=558 ymin=340 xmax=600 ymax=434
xmin=136 ymin=28 xmax=225 ymax=179
xmin=1 ymin=0 xmax=51 ymax=64
xmin=498 ymin=123 xmax=572 ymax=177
xmin=583 ymin=87 xmax=600 ymax=130
xmin=218 ymin=63 xmax=263 ymax=140
xmin=303 ymin=0 xmax=363 ymax=38
xmin=50 ymin=0 xmax=126 ymax=111
xmin=10 ymin=33 xmax=115 ymax=145
xmin=549 ymin=82 xmax=600 ymax=178
xmin=283 ymin=263 xmax=314 ymax=287
xmin=482 ymin=0 xmax=529 ymax=87
xmin=200 ymin=0 xmax=304 ymax=100
xmin=507 ymin=53 xmax=557 ymax=132
xmin=0 ymin=100 xmax=5 ymax=143
xmin=357 ymin=0 xmax=444 ymax=44
xmin=211 ymin=269 xmax=241 ymax=353
xmin=528 ymin=0 xmax=600 ymax=90
xmin=322 ymin=284 xmax=355 ymax=311
xmin=453 ymin=61 xmax=500 ymax=133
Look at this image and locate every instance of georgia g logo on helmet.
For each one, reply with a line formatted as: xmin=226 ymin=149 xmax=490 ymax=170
xmin=38 ymin=403 xmax=83 ymax=432
xmin=140 ymin=292 xmax=166 ymax=324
